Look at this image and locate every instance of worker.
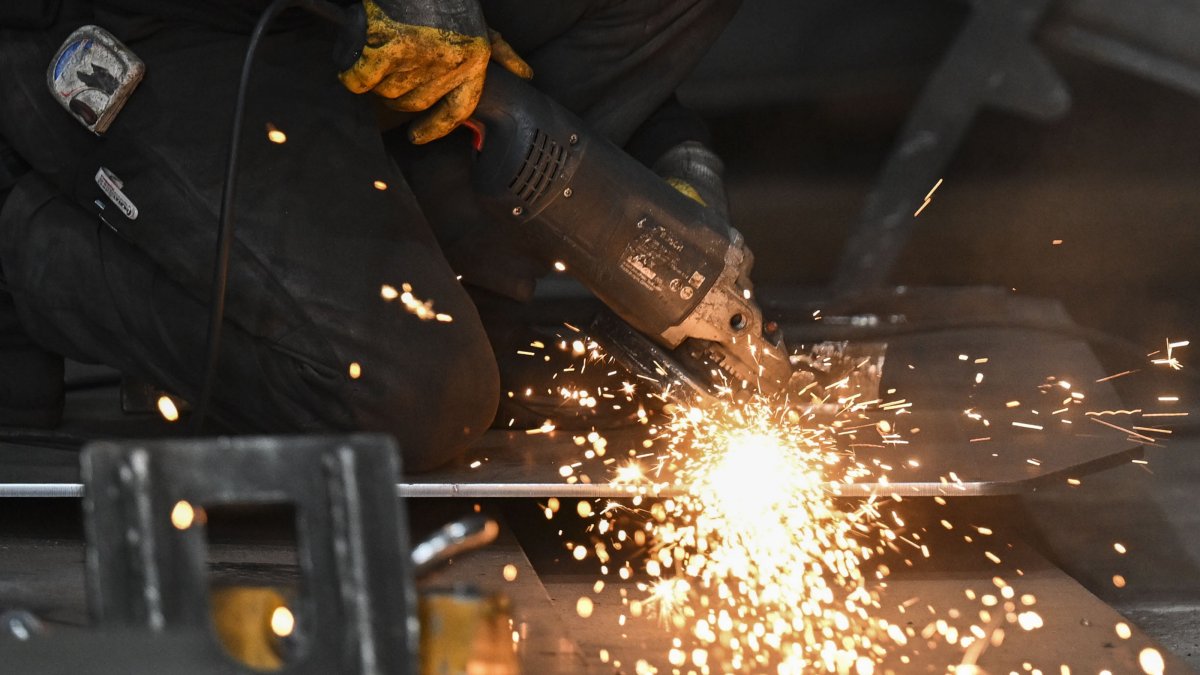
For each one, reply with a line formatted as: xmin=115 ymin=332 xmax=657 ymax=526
xmin=0 ymin=0 xmax=740 ymax=471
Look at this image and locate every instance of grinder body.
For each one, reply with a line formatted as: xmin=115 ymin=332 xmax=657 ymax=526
xmin=469 ymin=65 xmax=792 ymax=395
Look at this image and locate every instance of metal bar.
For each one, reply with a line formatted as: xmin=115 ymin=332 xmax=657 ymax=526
xmin=0 ymin=483 xmax=84 ymax=497
xmin=0 ymin=437 xmax=1141 ymax=501
xmin=0 ymin=481 xmax=1061 ymax=499
xmin=1046 ymin=24 xmax=1200 ymax=99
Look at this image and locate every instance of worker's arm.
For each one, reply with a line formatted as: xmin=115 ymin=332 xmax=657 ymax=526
xmin=339 ymin=0 xmax=531 ymax=144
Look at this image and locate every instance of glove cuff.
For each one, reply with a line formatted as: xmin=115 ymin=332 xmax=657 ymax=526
xmin=370 ymin=0 xmax=486 ymax=37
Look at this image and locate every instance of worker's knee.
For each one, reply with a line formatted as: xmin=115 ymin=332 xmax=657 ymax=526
xmin=353 ymin=315 xmax=500 ymax=474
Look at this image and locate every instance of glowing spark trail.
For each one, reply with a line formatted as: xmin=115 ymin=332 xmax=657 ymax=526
xmin=380 ymin=283 xmax=453 ymax=322
xmin=1150 ymin=339 xmax=1188 ymax=370
xmin=914 ymin=178 xmax=944 ymax=217
xmin=603 ymin=397 xmax=897 ymax=673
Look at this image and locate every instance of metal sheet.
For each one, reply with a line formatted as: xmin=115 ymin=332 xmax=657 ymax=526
xmin=0 ymin=292 xmax=1145 ymax=499
xmin=398 ymin=313 xmax=1143 ymax=497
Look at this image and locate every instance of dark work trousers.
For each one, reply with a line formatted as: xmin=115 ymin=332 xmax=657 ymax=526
xmin=0 ymin=0 xmax=739 ymax=471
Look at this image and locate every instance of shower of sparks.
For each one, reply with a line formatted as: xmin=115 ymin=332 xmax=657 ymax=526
xmin=597 ymin=394 xmax=910 ymax=673
xmin=380 ymin=283 xmax=453 ymax=322
xmin=525 ymin=324 xmax=1192 ymax=672
xmin=548 ymin=338 xmax=1129 ymax=672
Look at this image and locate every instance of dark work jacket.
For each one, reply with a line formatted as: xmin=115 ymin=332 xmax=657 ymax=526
xmin=0 ymin=0 xmax=63 ymax=28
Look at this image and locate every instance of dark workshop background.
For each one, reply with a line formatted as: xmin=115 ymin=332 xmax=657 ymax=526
xmin=682 ymin=0 xmax=1200 ymax=345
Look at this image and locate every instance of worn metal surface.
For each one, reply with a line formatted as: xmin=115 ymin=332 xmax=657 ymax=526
xmin=46 ymin=25 xmax=145 ymax=135
xmin=515 ymin=498 xmax=1197 ymax=673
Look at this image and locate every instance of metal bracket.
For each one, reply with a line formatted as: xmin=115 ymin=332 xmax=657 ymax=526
xmin=81 ymin=433 xmax=418 ymax=674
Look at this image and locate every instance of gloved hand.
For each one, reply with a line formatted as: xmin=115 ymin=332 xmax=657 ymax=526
xmin=340 ymin=0 xmax=533 ymax=144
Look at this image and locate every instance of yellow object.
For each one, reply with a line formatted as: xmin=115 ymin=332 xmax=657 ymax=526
xmin=666 ymin=177 xmax=708 ymax=207
xmin=340 ymin=0 xmax=532 ymax=144
xmin=419 ymin=590 xmax=518 ymax=675
xmin=209 ymin=587 xmax=291 ymax=671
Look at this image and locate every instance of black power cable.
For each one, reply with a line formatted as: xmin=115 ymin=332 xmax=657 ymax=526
xmin=191 ymin=0 xmax=354 ymax=432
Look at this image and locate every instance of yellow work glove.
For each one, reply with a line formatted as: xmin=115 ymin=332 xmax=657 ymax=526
xmin=340 ymin=0 xmax=533 ymax=144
